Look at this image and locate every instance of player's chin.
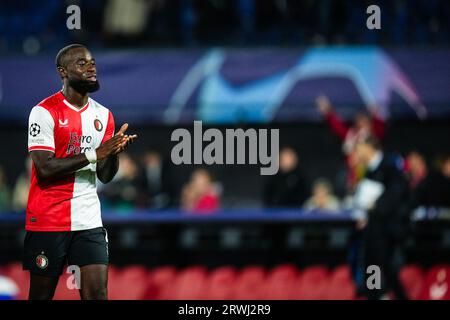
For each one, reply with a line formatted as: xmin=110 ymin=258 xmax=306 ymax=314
xmin=86 ymin=80 xmax=100 ymax=93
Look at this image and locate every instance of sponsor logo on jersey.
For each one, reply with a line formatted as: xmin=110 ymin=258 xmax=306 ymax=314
xmin=59 ymin=119 xmax=69 ymax=127
xmin=66 ymin=132 xmax=94 ymax=155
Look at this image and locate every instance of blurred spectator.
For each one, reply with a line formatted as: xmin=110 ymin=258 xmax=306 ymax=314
xmin=11 ymin=158 xmax=32 ymax=212
xmin=409 ymin=154 xmax=450 ymax=209
xmin=404 ymin=151 xmax=428 ymax=190
xmin=103 ymin=0 xmax=152 ymax=45
xmin=142 ymin=149 xmax=171 ymax=209
xmin=316 ymin=95 xmax=386 ymax=192
xmin=181 ymin=169 xmax=220 ymax=214
xmin=99 ymin=153 xmax=147 ymax=211
xmin=0 ymin=166 xmax=11 ymax=212
xmin=1 ymin=0 xmax=449 ymax=54
xmin=303 ymin=178 xmax=340 ymax=212
xmin=263 ymin=147 xmax=309 ymax=208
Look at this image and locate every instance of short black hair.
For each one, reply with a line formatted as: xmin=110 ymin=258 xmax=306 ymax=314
xmin=55 ymin=44 xmax=86 ymax=68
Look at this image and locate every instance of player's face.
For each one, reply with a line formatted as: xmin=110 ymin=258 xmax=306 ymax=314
xmin=65 ymin=48 xmax=100 ymax=93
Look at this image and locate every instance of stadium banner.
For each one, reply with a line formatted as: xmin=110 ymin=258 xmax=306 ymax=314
xmin=0 ymin=46 xmax=449 ymax=124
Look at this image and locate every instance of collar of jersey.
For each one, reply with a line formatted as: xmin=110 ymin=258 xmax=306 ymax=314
xmin=60 ymin=92 xmax=90 ymax=113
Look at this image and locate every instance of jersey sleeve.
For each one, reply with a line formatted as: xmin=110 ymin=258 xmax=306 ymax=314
xmin=101 ymin=110 xmax=115 ymax=143
xmin=28 ymin=106 xmax=55 ymax=153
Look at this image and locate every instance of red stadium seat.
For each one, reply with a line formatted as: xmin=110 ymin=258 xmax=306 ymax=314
xmin=268 ymin=264 xmax=298 ymax=280
xmin=237 ymin=266 xmax=265 ymax=283
xmin=170 ymin=266 xmax=208 ymax=300
xmin=262 ymin=264 xmax=299 ymax=300
xmin=232 ymin=266 xmax=266 ymax=300
xmin=110 ymin=265 xmax=150 ymax=300
xmin=107 ymin=266 xmax=124 ymax=300
xmin=105 ymin=265 xmax=121 ymax=299
xmin=323 ymin=265 xmax=356 ymax=300
xmin=400 ymin=265 xmax=424 ymax=300
xmin=290 ymin=265 xmax=329 ymax=300
xmin=418 ymin=265 xmax=450 ymax=300
xmin=204 ymin=266 xmax=237 ymax=300
xmin=145 ymin=266 xmax=177 ymax=299
xmin=120 ymin=265 xmax=149 ymax=282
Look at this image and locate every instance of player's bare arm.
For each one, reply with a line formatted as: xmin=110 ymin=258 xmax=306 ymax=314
xmin=30 ymin=132 xmax=126 ymax=181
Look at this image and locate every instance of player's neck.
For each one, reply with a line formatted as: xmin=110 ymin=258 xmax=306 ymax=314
xmin=61 ymin=87 xmax=89 ymax=109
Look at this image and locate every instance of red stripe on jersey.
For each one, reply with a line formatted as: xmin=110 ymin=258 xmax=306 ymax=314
xmin=62 ymin=98 xmax=90 ymax=114
xmin=28 ymin=146 xmax=55 ymax=152
xmin=101 ymin=110 xmax=115 ymax=144
xmin=78 ymin=102 xmax=89 ymax=113
xmin=26 ymin=164 xmax=74 ymax=231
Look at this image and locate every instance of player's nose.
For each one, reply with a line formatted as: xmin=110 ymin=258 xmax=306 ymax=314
xmin=87 ymin=63 xmax=96 ymax=73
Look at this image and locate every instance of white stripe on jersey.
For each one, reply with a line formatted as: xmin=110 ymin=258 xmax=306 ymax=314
xmin=70 ymin=98 xmax=110 ymax=231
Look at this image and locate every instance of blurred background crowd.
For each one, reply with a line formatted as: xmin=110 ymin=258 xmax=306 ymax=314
xmin=0 ymin=98 xmax=449 ymax=215
xmin=0 ymin=0 xmax=449 ymax=55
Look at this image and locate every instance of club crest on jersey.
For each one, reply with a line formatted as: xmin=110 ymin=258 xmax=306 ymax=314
xmin=36 ymin=253 xmax=49 ymax=269
xmin=94 ymin=119 xmax=103 ymax=132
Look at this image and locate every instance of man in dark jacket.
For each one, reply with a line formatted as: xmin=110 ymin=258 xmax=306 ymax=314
xmin=263 ymin=147 xmax=309 ymax=208
xmin=353 ymin=136 xmax=409 ymax=300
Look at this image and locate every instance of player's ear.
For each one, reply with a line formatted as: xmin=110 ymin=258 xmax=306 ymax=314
xmin=57 ymin=66 xmax=67 ymax=79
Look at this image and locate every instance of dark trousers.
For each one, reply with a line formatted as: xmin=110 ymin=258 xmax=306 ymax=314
xmin=348 ymin=229 xmax=365 ymax=293
xmin=362 ymin=221 xmax=408 ymax=300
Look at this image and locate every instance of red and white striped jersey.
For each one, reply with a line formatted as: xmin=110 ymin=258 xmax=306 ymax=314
xmin=26 ymin=91 xmax=115 ymax=231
